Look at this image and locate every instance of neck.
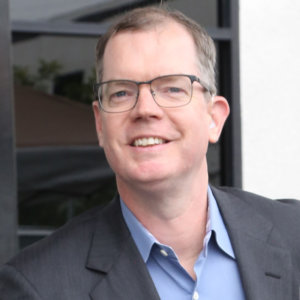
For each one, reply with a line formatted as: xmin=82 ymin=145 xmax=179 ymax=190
xmin=117 ymin=163 xmax=209 ymax=278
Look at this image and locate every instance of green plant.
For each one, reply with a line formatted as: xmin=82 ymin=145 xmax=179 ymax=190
xmin=14 ymin=60 xmax=96 ymax=104
xmin=37 ymin=59 xmax=62 ymax=81
xmin=14 ymin=65 xmax=35 ymax=86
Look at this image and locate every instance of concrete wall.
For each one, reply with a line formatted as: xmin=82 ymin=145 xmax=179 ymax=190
xmin=240 ymin=0 xmax=300 ymax=199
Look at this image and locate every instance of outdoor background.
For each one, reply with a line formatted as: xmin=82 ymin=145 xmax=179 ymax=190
xmin=0 ymin=0 xmax=299 ymax=263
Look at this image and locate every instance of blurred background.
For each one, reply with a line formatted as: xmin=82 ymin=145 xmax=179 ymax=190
xmin=0 ymin=0 xmax=299 ymax=263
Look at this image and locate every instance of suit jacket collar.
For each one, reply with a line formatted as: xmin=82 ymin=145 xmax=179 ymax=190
xmin=211 ymin=186 xmax=293 ymax=300
xmin=86 ymin=197 xmax=160 ymax=300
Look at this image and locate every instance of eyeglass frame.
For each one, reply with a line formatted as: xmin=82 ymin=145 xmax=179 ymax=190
xmin=93 ymin=74 xmax=213 ymax=113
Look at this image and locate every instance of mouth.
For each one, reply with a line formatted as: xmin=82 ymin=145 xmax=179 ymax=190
xmin=131 ymin=137 xmax=169 ymax=147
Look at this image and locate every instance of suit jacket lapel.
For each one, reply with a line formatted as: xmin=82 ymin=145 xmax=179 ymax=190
xmin=85 ymin=197 xmax=160 ymax=300
xmin=211 ymin=187 xmax=293 ymax=300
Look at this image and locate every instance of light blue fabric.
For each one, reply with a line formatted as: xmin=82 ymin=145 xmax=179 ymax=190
xmin=120 ymin=186 xmax=245 ymax=300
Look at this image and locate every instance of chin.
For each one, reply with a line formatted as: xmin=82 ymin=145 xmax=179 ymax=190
xmin=119 ymin=166 xmax=169 ymax=185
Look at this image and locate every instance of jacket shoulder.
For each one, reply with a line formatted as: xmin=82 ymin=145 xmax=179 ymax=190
xmin=213 ymin=186 xmax=300 ymax=253
xmin=0 ymin=200 xmax=120 ymax=299
xmin=214 ymin=185 xmax=300 ymax=215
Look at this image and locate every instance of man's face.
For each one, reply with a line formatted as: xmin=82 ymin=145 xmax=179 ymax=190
xmin=93 ymin=21 xmax=228 ymax=191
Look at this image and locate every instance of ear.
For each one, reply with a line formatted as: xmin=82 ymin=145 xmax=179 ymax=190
xmin=208 ymin=96 xmax=230 ymax=143
xmin=92 ymin=101 xmax=104 ymax=147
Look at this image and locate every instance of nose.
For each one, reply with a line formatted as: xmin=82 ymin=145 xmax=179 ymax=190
xmin=130 ymin=85 xmax=164 ymax=120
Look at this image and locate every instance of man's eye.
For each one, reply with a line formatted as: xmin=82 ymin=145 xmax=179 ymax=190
xmin=114 ymin=90 xmax=127 ymax=97
xmin=109 ymin=89 xmax=134 ymax=103
xmin=161 ymin=86 xmax=185 ymax=94
xmin=110 ymin=90 xmax=130 ymax=99
xmin=168 ymin=87 xmax=182 ymax=93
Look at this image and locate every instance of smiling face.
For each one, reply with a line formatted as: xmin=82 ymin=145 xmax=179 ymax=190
xmin=93 ymin=21 xmax=229 ymax=193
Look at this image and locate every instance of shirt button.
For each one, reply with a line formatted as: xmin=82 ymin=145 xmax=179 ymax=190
xmin=192 ymin=291 xmax=199 ymax=300
xmin=160 ymin=249 xmax=168 ymax=257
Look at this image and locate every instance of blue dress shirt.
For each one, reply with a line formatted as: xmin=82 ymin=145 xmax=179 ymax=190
xmin=120 ymin=186 xmax=245 ymax=300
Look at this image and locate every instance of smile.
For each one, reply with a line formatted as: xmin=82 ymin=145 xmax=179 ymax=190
xmin=132 ymin=137 xmax=168 ymax=147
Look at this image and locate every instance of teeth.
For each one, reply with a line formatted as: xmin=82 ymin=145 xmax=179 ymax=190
xmin=133 ymin=137 xmax=165 ymax=147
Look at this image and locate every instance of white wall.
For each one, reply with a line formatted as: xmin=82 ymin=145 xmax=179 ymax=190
xmin=239 ymin=0 xmax=300 ymax=199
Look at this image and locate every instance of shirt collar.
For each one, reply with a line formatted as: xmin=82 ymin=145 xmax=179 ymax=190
xmin=120 ymin=199 xmax=156 ymax=262
xmin=207 ymin=186 xmax=235 ymax=259
xmin=120 ymin=185 xmax=235 ymax=262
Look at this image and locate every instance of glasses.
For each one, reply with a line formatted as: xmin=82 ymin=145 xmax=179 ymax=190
xmin=94 ymin=74 xmax=212 ymax=113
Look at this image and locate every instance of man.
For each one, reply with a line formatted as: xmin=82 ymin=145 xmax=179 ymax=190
xmin=1 ymin=6 xmax=300 ymax=300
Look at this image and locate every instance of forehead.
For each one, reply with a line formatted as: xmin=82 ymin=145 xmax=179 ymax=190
xmin=102 ymin=21 xmax=199 ymax=80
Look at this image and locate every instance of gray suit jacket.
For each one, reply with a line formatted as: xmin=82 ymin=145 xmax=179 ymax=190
xmin=0 ymin=186 xmax=300 ymax=300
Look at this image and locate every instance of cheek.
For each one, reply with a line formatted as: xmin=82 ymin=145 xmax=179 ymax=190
xmin=96 ymin=117 xmax=113 ymax=152
xmin=100 ymin=115 xmax=121 ymax=142
xmin=101 ymin=135 xmax=120 ymax=173
xmin=101 ymin=126 xmax=116 ymax=152
xmin=100 ymin=118 xmax=125 ymax=156
xmin=182 ymin=111 xmax=210 ymax=152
